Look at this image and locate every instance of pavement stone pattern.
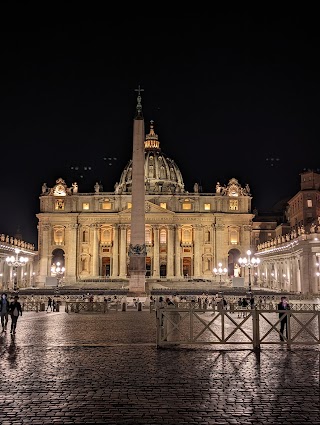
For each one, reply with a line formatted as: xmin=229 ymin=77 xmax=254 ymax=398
xmin=0 ymin=308 xmax=319 ymax=424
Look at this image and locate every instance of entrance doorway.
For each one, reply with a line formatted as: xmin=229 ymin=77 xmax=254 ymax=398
xmin=183 ymin=257 xmax=192 ymax=278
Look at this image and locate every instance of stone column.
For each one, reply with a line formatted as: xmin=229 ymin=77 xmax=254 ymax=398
xmin=166 ymin=225 xmax=174 ymax=279
xmin=153 ymin=226 xmax=160 ymax=278
xmin=119 ymin=225 xmax=127 ymax=278
xmin=112 ymin=224 xmax=119 ymax=278
xmin=65 ymin=223 xmax=78 ymax=282
xmin=174 ymin=225 xmax=182 ymax=279
xmin=215 ymin=223 xmax=225 ymax=264
xmin=193 ymin=225 xmax=202 ymax=278
xmin=38 ymin=223 xmax=51 ymax=287
xmin=91 ymin=224 xmax=99 ymax=277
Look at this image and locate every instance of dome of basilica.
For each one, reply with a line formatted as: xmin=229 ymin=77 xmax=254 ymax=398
xmin=115 ymin=121 xmax=185 ymax=195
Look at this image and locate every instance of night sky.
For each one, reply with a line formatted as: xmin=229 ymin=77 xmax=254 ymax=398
xmin=1 ymin=12 xmax=320 ymax=246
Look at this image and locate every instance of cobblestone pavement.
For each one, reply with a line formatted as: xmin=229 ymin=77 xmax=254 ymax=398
xmin=0 ymin=308 xmax=319 ymax=424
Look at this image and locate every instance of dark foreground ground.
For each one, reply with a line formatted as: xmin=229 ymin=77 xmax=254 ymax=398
xmin=0 ymin=309 xmax=319 ymax=425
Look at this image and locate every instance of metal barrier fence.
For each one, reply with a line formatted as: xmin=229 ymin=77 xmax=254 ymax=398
xmin=65 ymin=301 xmax=154 ymax=313
xmin=156 ymin=306 xmax=320 ymax=349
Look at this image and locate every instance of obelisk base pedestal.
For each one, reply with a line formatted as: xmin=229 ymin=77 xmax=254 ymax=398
xmin=129 ymin=272 xmax=146 ymax=293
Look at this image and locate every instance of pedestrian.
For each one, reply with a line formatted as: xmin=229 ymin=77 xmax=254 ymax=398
xmin=237 ymin=297 xmax=242 ymax=318
xmin=0 ymin=293 xmax=10 ymax=332
xmin=241 ymin=297 xmax=249 ymax=317
xmin=278 ymin=296 xmax=291 ymax=341
xmin=250 ymin=295 xmax=255 ymax=309
xmin=52 ymin=299 xmax=56 ymax=312
xmin=223 ymin=297 xmax=228 ymax=310
xmin=156 ymin=296 xmax=166 ymax=326
xmin=9 ymin=295 xmax=23 ymax=334
xmin=46 ymin=296 xmax=53 ymax=312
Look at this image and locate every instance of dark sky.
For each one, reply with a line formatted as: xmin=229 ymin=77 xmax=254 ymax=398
xmin=1 ymin=12 xmax=320 ymax=246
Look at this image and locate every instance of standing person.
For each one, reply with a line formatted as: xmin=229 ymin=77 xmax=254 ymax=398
xmin=46 ymin=296 xmax=53 ymax=312
xmin=250 ymin=295 xmax=255 ymax=309
xmin=9 ymin=295 xmax=23 ymax=334
xmin=0 ymin=293 xmax=10 ymax=332
xmin=156 ymin=296 xmax=166 ymax=327
xmin=241 ymin=297 xmax=249 ymax=317
xmin=237 ymin=297 xmax=242 ymax=318
xmin=278 ymin=296 xmax=291 ymax=341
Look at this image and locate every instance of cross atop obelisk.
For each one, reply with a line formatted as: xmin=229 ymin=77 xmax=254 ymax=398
xmin=134 ymin=85 xmax=144 ymax=118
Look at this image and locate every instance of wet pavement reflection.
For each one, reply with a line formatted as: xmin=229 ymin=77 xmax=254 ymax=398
xmin=0 ymin=309 xmax=319 ymax=424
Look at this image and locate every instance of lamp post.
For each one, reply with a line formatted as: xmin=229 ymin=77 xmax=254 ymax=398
xmin=51 ymin=262 xmax=65 ymax=288
xmin=6 ymin=248 xmax=29 ymax=291
xmin=238 ymin=250 xmax=260 ymax=293
xmin=213 ymin=263 xmax=228 ymax=287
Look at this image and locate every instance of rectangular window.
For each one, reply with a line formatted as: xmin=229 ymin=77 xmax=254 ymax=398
xmin=82 ymin=203 xmax=90 ymax=210
xmin=101 ymin=202 xmax=112 ymax=210
xmin=204 ymin=203 xmax=211 ymax=211
xmin=182 ymin=203 xmax=192 ymax=210
xmin=160 ymin=202 xmax=167 ymax=209
xmin=127 ymin=202 xmax=132 ymax=209
xmin=307 ymin=199 xmax=312 ymax=207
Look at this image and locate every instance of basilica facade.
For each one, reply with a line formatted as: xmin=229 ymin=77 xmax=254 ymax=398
xmin=36 ymin=121 xmax=254 ymax=287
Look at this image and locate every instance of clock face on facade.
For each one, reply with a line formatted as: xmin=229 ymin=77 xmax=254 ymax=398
xmin=54 ymin=184 xmax=66 ymax=196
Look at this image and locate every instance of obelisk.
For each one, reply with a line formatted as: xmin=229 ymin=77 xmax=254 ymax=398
xmin=128 ymin=86 xmax=146 ymax=293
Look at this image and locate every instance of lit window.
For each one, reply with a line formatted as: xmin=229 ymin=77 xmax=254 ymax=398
xmin=182 ymin=229 xmax=192 ymax=243
xmin=229 ymin=200 xmax=238 ymax=211
xmin=54 ymin=227 xmax=64 ymax=244
xmin=307 ymin=199 xmax=312 ymax=207
xmin=101 ymin=202 xmax=112 ymax=210
xmin=82 ymin=203 xmax=90 ymax=210
xmin=204 ymin=203 xmax=211 ymax=211
xmin=160 ymin=202 xmax=167 ymax=209
xmin=182 ymin=203 xmax=192 ymax=210
xmin=127 ymin=202 xmax=132 ymax=209
xmin=101 ymin=228 xmax=112 ymax=243
xmin=55 ymin=199 xmax=65 ymax=210
xmin=230 ymin=230 xmax=239 ymax=245
xmin=160 ymin=229 xmax=167 ymax=244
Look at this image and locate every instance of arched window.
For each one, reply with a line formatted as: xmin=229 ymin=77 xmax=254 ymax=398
xmin=82 ymin=229 xmax=89 ymax=243
xmin=53 ymin=227 xmax=64 ymax=245
xmin=229 ymin=229 xmax=239 ymax=245
xmin=101 ymin=228 xmax=112 ymax=243
xmin=182 ymin=228 xmax=192 ymax=243
xmin=160 ymin=229 xmax=167 ymax=244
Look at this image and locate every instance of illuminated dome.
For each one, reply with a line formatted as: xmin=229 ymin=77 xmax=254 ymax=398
xmin=115 ymin=121 xmax=185 ymax=194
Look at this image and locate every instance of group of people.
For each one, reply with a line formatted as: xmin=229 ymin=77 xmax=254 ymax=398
xmin=46 ymin=297 xmax=58 ymax=312
xmin=0 ymin=293 xmax=23 ymax=334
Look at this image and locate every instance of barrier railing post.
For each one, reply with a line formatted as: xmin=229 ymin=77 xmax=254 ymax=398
xmin=252 ymin=308 xmax=260 ymax=349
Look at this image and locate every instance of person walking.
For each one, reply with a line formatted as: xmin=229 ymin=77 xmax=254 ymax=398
xmin=278 ymin=296 xmax=291 ymax=341
xmin=46 ymin=296 xmax=53 ymax=312
xmin=9 ymin=295 xmax=23 ymax=334
xmin=0 ymin=293 xmax=10 ymax=332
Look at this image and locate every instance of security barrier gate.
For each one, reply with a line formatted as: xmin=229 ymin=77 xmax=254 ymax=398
xmin=156 ymin=306 xmax=320 ymax=349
